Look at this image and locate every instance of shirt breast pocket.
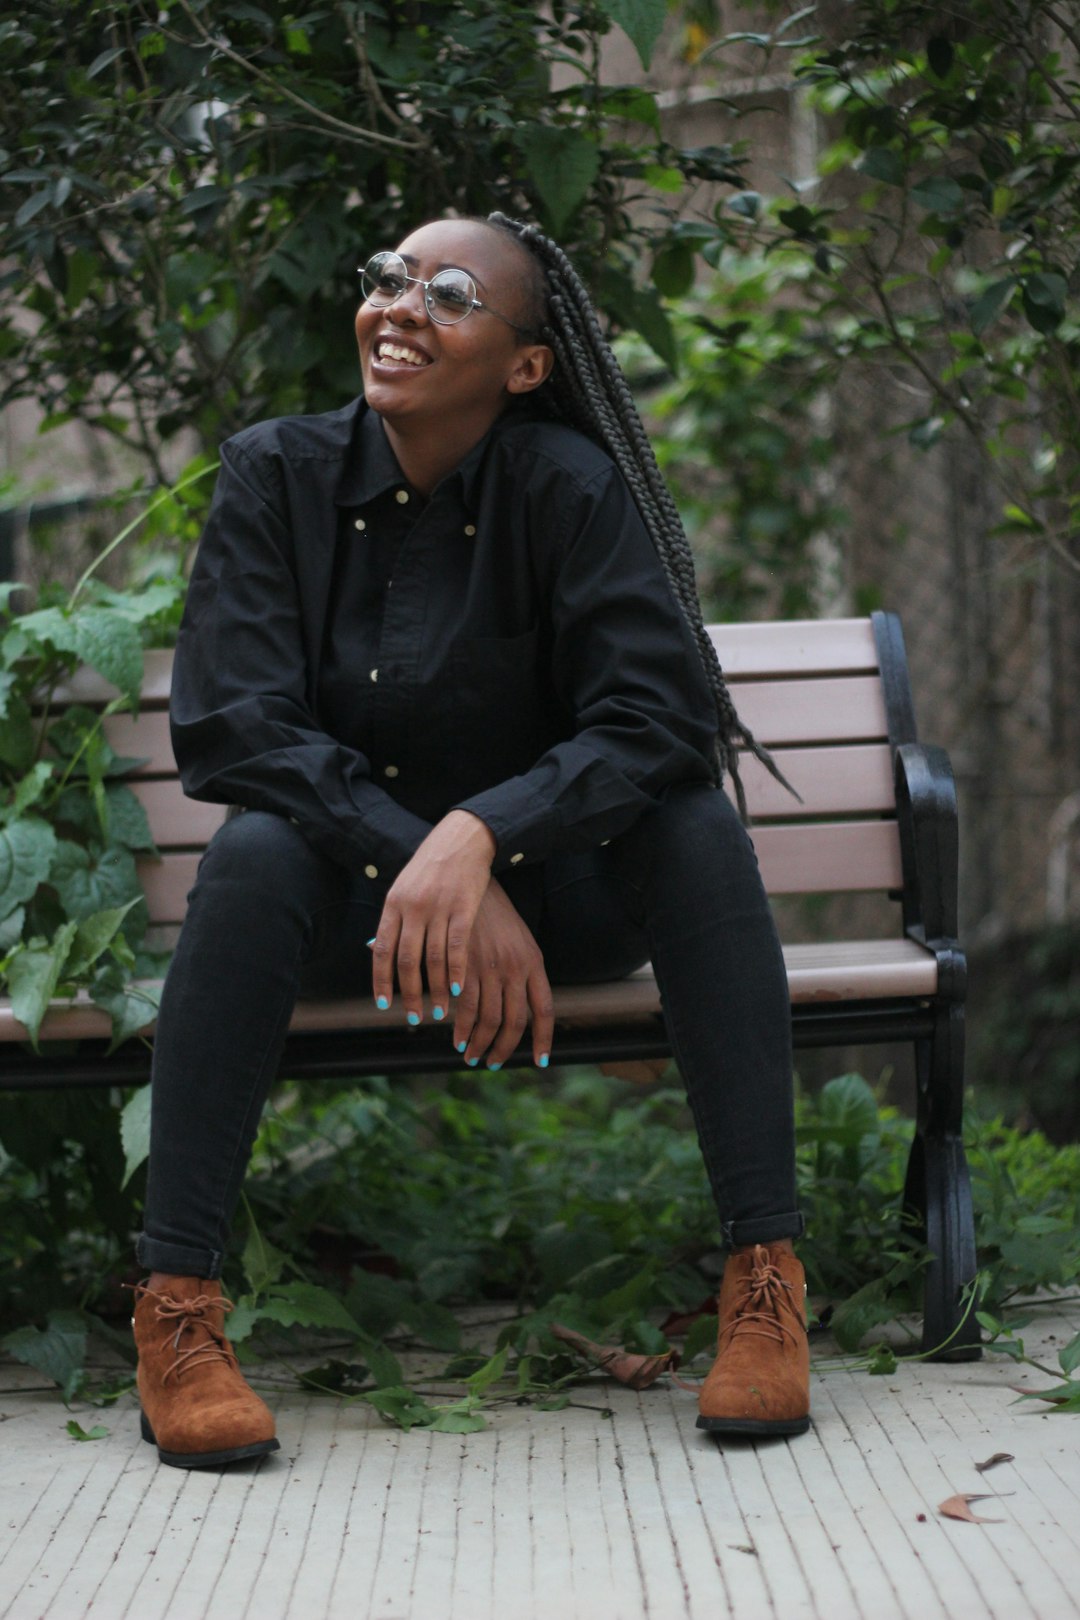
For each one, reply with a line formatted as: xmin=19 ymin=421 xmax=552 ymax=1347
xmin=452 ymin=627 xmax=549 ymax=779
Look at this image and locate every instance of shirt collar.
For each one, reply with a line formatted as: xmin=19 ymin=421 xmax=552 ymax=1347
xmin=335 ymin=394 xmax=544 ymax=512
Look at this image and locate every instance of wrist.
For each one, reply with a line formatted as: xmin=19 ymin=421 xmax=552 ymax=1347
xmin=442 ymin=809 xmax=497 ymax=864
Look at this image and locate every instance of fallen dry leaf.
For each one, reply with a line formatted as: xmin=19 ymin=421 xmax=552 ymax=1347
xmin=938 ymin=1492 xmax=1006 ymax=1524
xmin=551 ymin=1323 xmax=679 ymax=1389
xmin=974 ymin=1452 xmax=1014 ymax=1473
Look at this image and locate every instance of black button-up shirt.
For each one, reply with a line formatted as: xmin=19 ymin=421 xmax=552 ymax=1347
xmin=171 ymin=396 xmax=717 ymax=886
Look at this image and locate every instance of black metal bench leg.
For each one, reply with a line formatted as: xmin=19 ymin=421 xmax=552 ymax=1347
xmin=903 ymin=1002 xmax=981 ymax=1360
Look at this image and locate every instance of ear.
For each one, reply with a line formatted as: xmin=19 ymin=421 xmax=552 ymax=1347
xmin=505 ymin=343 xmax=555 ymax=395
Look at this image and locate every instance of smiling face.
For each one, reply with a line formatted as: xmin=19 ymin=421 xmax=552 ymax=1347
xmin=354 ymin=219 xmax=552 ymax=445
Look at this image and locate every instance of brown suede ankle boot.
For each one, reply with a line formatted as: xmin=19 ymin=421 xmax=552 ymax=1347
xmin=133 ymin=1276 xmax=279 ymax=1469
xmin=696 ymin=1243 xmax=810 ymax=1437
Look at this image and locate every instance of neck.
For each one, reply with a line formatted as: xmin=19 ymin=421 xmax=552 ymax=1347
xmin=382 ymin=406 xmax=504 ymax=498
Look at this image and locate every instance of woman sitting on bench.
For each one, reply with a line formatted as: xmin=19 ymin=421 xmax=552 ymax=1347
xmin=131 ymin=213 xmax=810 ymax=1469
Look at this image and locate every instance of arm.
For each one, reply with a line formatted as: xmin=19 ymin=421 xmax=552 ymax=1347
xmin=171 ymin=439 xmax=434 ymax=878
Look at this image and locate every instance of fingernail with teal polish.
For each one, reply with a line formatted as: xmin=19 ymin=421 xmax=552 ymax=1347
xmin=488 ymin=1061 xmax=502 ymax=1072
xmin=366 ymin=937 xmax=376 ymax=948
xmin=376 ymin=995 xmax=389 ymax=1010
xmin=407 ymin=1011 xmax=421 ymax=1026
xmin=539 ymin=1054 xmax=549 ymax=1069
xmin=432 ymin=1006 xmax=445 ymax=1021
xmin=456 ymin=1040 xmax=467 ymax=1053
xmin=450 ymin=982 xmax=462 ymax=997
xmin=466 ymin=1057 xmax=479 ymax=1067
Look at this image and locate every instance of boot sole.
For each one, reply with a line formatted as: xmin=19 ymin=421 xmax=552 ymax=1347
xmin=696 ymin=1413 xmax=810 ymax=1438
xmin=140 ymin=1409 xmax=280 ymax=1469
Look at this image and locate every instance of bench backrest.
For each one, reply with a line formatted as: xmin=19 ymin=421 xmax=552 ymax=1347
xmin=60 ymin=614 xmax=910 ymax=928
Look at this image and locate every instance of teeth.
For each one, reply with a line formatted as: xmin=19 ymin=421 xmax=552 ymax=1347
xmin=377 ymin=342 xmax=429 ymax=366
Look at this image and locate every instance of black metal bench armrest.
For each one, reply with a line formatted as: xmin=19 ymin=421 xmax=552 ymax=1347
xmin=894 ymin=742 xmax=965 ymax=999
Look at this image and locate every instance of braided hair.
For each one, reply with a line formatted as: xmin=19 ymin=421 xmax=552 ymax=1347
xmin=483 ymin=211 xmax=792 ymax=822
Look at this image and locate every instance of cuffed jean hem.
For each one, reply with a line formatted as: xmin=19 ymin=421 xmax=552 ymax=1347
xmin=721 ymin=1210 xmax=805 ymax=1249
xmin=135 ymin=1234 xmax=224 ymax=1281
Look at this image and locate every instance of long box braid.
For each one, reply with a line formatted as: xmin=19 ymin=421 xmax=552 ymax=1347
xmin=486 ymin=211 xmax=794 ymax=822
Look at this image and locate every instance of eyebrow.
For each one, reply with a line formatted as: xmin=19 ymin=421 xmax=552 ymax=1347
xmin=397 ymin=252 xmax=488 ymax=292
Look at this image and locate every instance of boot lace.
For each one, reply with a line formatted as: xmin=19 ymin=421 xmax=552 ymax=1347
xmin=721 ymin=1245 xmax=802 ymax=1351
xmin=136 ymin=1285 xmax=240 ymax=1384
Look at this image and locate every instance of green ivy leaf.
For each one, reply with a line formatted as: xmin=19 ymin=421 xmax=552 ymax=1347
xmin=652 ymin=244 xmax=696 ymax=298
xmin=0 ymin=904 xmax=25 ymax=953
xmin=363 ymin=1385 xmax=438 ymax=1431
xmin=65 ymin=899 xmax=142 ymax=980
xmin=1059 ymin=1332 xmax=1080 ymax=1378
xmin=119 ymin=1083 xmax=151 ymax=1189
xmin=430 ymin=1402 xmax=488 ymax=1433
xmin=49 ymin=840 xmax=139 ymax=921
xmin=91 ymin=970 xmax=159 ymax=1052
xmin=2 ymin=1309 xmax=87 ymax=1401
xmin=517 ymin=126 xmax=599 ymax=235
xmin=105 ymin=785 xmax=155 ymax=851
xmin=6 ymin=760 xmax=56 ymax=822
xmin=597 ymin=0 xmax=667 ymax=70
xmin=0 ymin=816 xmax=57 ymax=920
xmin=7 ymin=921 xmax=78 ymax=1047
xmin=74 ymin=611 xmax=143 ymax=707
xmin=242 ymin=1217 xmax=290 ymax=1296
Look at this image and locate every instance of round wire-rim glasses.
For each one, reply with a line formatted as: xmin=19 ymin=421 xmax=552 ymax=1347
xmin=358 ymin=251 xmax=532 ymax=333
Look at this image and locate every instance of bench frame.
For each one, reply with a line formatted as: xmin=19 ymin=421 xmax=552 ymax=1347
xmin=0 ymin=611 xmax=979 ymax=1361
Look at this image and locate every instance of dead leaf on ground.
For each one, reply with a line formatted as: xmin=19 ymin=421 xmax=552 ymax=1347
xmin=938 ymin=1492 xmax=1008 ymax=1524
xmin=974 ymin=1452 xmax=1014 ymax=1473
xmin=550 ymin=1323 xmax=679 ymax=1389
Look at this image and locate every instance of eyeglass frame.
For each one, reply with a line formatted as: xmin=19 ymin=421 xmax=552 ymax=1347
xmin=358 ymin=251 xmax=536 ymax=335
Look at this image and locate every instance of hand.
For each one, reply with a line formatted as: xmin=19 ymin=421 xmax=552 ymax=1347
xmin=451 ymin=879 xmax=554 ymax=1070
xmin=370 ymin=810 xmax=496 ymax=1024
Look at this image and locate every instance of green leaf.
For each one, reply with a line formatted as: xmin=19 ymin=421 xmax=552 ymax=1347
xmin=830 ymin=1275 xmax=897 ymax=1352
xmin=242 ymin=1217 xmax=289 ymax=1296
xmin=119 ymin=1084 xmax=151 ymax=1190
xmin=597 ymin=0 xmax=667 ymax=69
xmin=910 ymin=176 xmax=966 ymax=215
xmin=65 ymin=899 xmax=141 ymax=979
xmin=1059 ymin=1331 xmax=1080 ymax=1378
xmin=926 ymin=35 xmax=954 ymax=80
xmin=66 ymin=1419 xmax=108 ymax=1441
xmin=244 ymin=1282 xmax=362 ymax=1336
xmin=49 ymin=840 xmax=139 ymax=921
xmin=517 ymin=127 xmax=599 ymax=235
xmin=284 ymin=24 xmax=311 ymax=54
xmin=430 ymin=1402 xmax=488 ymax=1433
xmin=104 ymin=785 xmax=155 ymax=851
xmin=91 ymin=972 xmax=159 ymax=1052
xmin=465 ymin=1346 xmax=509 ymax=1397
xmin=599 ymin=268 xmax=678 ymax=372
xmin=1022 ymin=272 xmax=1068 ymax=333
xmin=0 ymin=692 xmax=35 ymax=774
xmin=6 ymin=761 xmax=56 ymax=822
xmin=857 ymin=148 xmax=905 ymax=186
xmin=652 ymin=245 xmax=696 ymax=299
xmin=2 ymin=1309 xmax=87 ymax=1400
xmin=682 ymin=1313 xmax=719 ymax=1363
xmin=970 ymin=278 xmax=1017 ymax=336
xmin=727 ymin=190 xmax=761 ymax=220
xmin=0 ymin=904 xmax=25 ymax=953
xmin=0 ymin=817 xmax=57 ymax=919
xmin=7 ymin=922 xmax=78 ymax=1047
xmin=74 ymin=612 xmax=143 ymax=707
xmin=363 ymin=1385 xmax=438 ymax=1432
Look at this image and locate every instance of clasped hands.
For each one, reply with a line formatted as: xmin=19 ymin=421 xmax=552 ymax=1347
xmin=367 ymin=810 xmax=554 ymax=1070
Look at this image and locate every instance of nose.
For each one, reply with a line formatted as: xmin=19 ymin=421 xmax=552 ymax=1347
xmin=387 ymin=278 xmax=429 ymax=326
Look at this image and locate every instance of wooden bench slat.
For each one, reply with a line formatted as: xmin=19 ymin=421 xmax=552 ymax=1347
xmin=751 ymin=820 xmax=903 ymax=894
xmin=728 ymin=675 xmax=889 ymax=744
xmin=709 ymin=618 xmax=880 ymax=676
xmin=133 ymin=782 xmax=228 ymax=847
xmin=740 ymin=743 xmax=895 ymax=817
xmin=102 ymin=709 xmax=173 ymax=774
xmin=0 ymin=939 xmax=938 ymax=1045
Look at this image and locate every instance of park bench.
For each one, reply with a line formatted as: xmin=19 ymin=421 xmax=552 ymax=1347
xmin=0 ymin=611 xmax=979 ymax=1360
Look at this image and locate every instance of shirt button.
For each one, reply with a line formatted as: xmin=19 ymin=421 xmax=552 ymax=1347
xmin=354 ymin=518 xmax=366 ymax=532
xmin=510 ymin=852 xmax=524 ymax=865
xmin=384 ymin=765 xmax=399 ymax=778
xmin=600 ymin=839 xmax=610 ymax=846
xmin=364 ymin=864 xmax=379 ymax=879
xmin=369 ymin=668 xmax=378 ymax=682
xmin=395 ymin=489 xmax=409 ymax=504
xmin=464 ymin=524 xmax=476 ymax=537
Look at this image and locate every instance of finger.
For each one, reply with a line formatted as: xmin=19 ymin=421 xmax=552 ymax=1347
xmin=452 ymin=985 xmax=479 ymax=1064
xmin=395 ymin=918 xmax=427 ymax=1025
xmin=425 ymin=916 xmax=450 ymax=1025
xmin=466 ymin=974 xmax=503 ymax=1067
xmin=446 ymin=909 xmax=473 ymax=1007
xmin=528 ymin=964 xmax=555 ymax=1070
xmin=485 ymin=978 xmax=529 ymax=1070
xmin=370 ymin=912 xmax=400 ymax=1011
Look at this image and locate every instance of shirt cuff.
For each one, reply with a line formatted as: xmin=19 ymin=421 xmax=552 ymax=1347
xmin=452 ymin=779 xmax=559 ymax=874
xmin=350 ymin=794 xmax=433 ymax=881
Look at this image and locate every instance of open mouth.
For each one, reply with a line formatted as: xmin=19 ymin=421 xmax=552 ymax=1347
xmin=375 ymin=339 xmax=432 ymax=368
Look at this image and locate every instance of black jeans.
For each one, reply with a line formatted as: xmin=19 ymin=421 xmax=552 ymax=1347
xmin=136 ymin=783 xmax=803 ymax=1278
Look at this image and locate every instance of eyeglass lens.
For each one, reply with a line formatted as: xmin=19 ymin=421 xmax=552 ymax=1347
xmin=360 ymin=253 xmax=477 ymax=324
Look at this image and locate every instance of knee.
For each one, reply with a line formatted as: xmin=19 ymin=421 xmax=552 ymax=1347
xmin=194 ymin=810 xmax=321 ymax=899
xmin=627 ymin=782 xmax=753 ymax=869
